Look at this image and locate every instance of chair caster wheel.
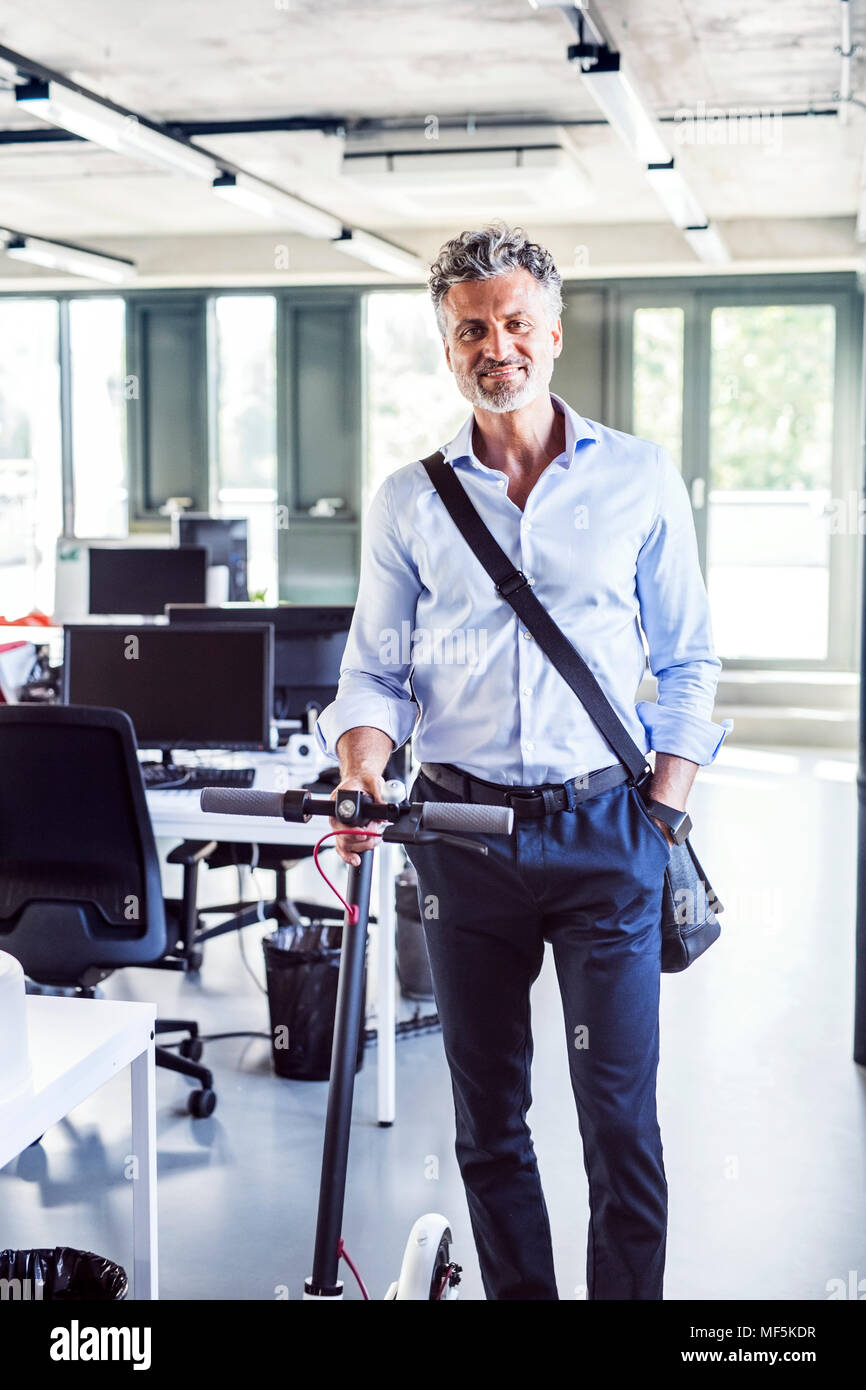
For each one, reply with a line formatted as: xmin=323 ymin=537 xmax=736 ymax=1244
xmin=188 ymin=1088 xmax=216 ymax=1118
xmin=186 ymin=949 xmax=203 ymax=973
xmin=179 ymin=1038 xmax=203 ymax=1062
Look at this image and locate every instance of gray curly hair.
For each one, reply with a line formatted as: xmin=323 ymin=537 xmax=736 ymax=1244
xmin=429 ymin=222 xmax=563 ymax=336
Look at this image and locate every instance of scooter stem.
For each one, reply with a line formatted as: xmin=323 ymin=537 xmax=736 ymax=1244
xmin=305 ymin=847 xmax=375 ymax=1298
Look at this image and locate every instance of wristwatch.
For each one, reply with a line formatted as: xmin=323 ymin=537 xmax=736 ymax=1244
xmin=642 ymin=799 xmax=692 ymax=846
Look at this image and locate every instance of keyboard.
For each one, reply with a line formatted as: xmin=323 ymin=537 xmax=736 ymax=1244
xmin=142 ymin=764 xmax=256 ymax=791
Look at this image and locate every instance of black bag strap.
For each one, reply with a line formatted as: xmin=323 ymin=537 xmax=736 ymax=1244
xmin=421 ymin=450 xmax=653 ymax=787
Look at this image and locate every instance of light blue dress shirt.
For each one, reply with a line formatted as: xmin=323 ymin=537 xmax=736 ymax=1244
xmin=317 ymin=392 xmax=732 ymax=786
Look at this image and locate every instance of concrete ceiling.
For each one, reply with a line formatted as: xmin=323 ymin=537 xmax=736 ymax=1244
xmin=0 ymin=0 xmax=863 ymax=285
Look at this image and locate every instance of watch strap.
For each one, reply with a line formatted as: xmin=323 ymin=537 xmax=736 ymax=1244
xmin=643 ymin=800 xmax=693 ymax=845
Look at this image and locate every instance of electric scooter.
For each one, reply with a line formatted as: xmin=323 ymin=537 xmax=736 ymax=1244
xmin=200 ymin=780 xmax=513 ymax=1300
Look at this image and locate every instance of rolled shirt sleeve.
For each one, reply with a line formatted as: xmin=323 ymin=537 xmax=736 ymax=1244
xmin=316 ymin=475 xmax=422 ymax=759
xmin=635 ymin=447 xmax=733 ymax=766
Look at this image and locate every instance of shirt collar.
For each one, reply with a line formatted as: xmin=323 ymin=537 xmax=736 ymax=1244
xmin=440 ymin=393 xmax=598 ymax=474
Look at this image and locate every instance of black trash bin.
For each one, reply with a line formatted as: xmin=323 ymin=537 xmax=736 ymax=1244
xmin=0 ymin=1247 xmax=127 ymax=1300
xmin=263 ymin=928 xmax=366 ymax=1081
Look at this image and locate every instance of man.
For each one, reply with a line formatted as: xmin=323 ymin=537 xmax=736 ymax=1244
xmin=316 ymin=223 xmax=730 ymax=1301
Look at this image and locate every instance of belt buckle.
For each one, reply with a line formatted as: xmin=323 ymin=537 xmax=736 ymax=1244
xmin=504 ymin=784 xmax=541 ymax=810
xmin=504 ymin=783 xmax=561 ymax=816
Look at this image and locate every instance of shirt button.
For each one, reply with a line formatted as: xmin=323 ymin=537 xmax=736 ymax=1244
xmin=523 ymin=521 xmax=533 ymax=531
xmin=522 ymin=631 xmax=533 ymax=639
xmin=522 ymin=687 xmax=532 ymax=696
xmin=527 ymin=576 xmax=536 ymax=587
xmin=524 ymin=740 xmax=535 ymax=751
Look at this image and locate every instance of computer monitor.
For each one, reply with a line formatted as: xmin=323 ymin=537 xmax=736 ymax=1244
xmin=62 ymin=623 xmax=273 ymax=756
xmin=166 ymin=604 xmax=352 ymax=723
xmin=88 ymin=546 xmax=208 ymax=616
xmin=175 ymin=516 xmax=249 ymax=602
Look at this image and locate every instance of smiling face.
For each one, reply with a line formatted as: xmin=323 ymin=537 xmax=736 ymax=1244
xmin=440 ymin=268 xmax=563 ymax=415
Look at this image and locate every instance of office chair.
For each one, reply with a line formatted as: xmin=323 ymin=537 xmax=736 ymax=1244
xmin=0 ymin=704 xmax=216 ymax=1117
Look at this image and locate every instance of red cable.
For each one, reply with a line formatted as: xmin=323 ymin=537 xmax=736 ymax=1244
xmin=337 ymin=1237 xmax=371 ymax=1300
xmin=312 ymin=829 xmax=381 ymax=924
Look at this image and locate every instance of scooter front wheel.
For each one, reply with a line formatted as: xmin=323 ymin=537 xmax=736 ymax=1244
xmin=388 ymin=1213 xmax=460 ymax=1300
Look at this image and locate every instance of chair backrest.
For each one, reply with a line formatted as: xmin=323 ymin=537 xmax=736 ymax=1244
xmin=0 ymin=705 xmax=167 ymax=986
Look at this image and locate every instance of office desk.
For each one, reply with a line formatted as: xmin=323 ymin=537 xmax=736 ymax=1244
xmin=0 ymin=997 xmax=158 ymax=1299
xmin=146 ymin=757 xmax=399 ymax=1126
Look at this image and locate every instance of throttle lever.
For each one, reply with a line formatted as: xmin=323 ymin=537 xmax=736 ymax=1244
xmin=382 ymin=810 xmax=489 ymax=854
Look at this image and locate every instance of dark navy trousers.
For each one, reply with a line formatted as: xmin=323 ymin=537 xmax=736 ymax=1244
xmin=404 ymin=768 xmax=671 ymax=1302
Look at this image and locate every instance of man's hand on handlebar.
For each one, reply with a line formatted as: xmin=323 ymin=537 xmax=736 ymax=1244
xmin=329 ymin=771 xmax=389 ymax=867
xmin=331 ymin=728 xmax=396 ymax=867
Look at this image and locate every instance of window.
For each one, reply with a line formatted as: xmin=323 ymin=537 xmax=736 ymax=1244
xmin=632 ymin=307 xmax=684 ymax=469
xmin=625 ymin=286 xmax=852 ymax=669
xmin=213 ymin=296 xmax=278 ymax=601
xmin=70 ymin=298 xmax=127 ymax=538
xmin=365 ymin=292 xmax=468 ymax=504
xmin=0 ymin=300 xmax=62 ymax=617
xmin=708 ymin=304 xmax=836 ymax=660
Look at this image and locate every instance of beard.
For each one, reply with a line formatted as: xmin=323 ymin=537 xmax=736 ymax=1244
xmin=452 ymin=352 xmax=553 ymax=414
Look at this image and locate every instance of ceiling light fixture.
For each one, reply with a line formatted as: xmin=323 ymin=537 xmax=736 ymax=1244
xmin=578 ymin=59 xmax=672 ymax=165
xmin=682 ymin=224 xmax=730 ymax=265
xmin=211 ymin=173 xmax=342 ymax=238
xmin=528 ymin=2 xmax=731 ymax=265
xmin=7 ymin=49 xmax=429 ymax=266
xmin=332 ymin=229 xmax=425 ymax=278
xmin=645 ymin=160 xmax=708 ymax=229
xmin=3 ymin=234 xmax=136 ymax=283
xmin=15 ymin=77 xmax=218 ymax=181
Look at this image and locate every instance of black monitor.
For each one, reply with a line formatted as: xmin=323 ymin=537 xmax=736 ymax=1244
xmin=166 ymin=604 xmax=352 ymax=723
xmin=176 ymin=516 xmax=248 ymax=601
xmin=62 ymin=623 xmax=273 ymax=755
xmin=89 ymin=546 xmax=208 ymax=616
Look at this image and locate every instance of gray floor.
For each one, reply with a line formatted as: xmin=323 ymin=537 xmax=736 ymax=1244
xmin=2 ymin=744 xmax=865 ymax=1301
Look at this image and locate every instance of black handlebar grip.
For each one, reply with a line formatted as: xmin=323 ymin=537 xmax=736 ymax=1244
xmin=200 ymin=788 xmax=286 ymax=818
xmin=419 ymin=801 xmax=514 ymax=836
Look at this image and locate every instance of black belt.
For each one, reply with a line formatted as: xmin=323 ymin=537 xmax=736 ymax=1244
xmin=419 ymin=761 xmax=629 ymax=819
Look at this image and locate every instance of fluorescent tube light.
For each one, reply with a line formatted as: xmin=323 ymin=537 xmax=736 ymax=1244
xmin=580 ymin=65 xmax=672 ymax=165
xmin=331 ymin=229 xmax=425 ymax=278
xmin=116 ymin=118 xmax=218 ymax=181
xmin=211 ymin=173 xmax=342 ymax=238
xmin=645 ymin=162 xmax=707 ymax=229
xmin=4 ymin=235 xmax=136 ymax=283
xmin=682 ymin=224 xmax=730 ymax=265
xmin=16 ymin=78 xmax=217 ymax=181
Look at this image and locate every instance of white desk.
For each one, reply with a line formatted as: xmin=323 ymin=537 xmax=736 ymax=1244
xmin=0 ymin=997 xmax=158 ymax=1300
xmin=146 ymin=757 xmax=399 ymax=1126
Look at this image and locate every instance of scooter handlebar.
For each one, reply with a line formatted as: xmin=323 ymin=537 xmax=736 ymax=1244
xmin=199 ymin=786 xmax=514 ymax=836
xmin=418 ymin=800 xmax=514 ymax=836
xmin=200 ymin=787 xmax=287 ymax=818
